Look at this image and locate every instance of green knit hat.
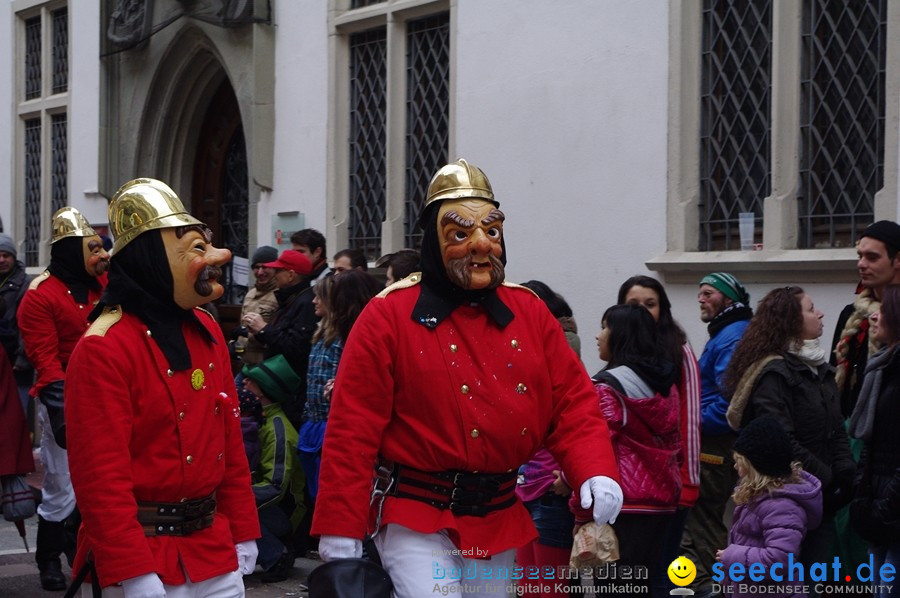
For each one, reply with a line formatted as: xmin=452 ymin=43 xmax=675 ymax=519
xmin=242 ymin=354 xmax=302 ymax=403
xmin=699 ymin=272 xmax=750 ymax=305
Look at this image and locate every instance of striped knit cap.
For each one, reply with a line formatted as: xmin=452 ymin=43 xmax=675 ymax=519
xmin=699 ymin=272 xmax=750 ymax=305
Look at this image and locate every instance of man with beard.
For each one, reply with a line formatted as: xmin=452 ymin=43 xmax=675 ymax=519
xmin=17 ymin=207 xmax=109 ymax=591
xmin=234 ymin=245 xmax=279 ymax=367
xmin=311 ymin=159 xmax=622 ymax=597
xmin=680 ymin=272 xmax=752 ymax=597
xmin=64 ymin=179 xmax=259 ymax=597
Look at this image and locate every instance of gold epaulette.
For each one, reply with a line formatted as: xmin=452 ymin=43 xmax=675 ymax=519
xmin=27 ymin=270 xmax=50 ymax=290
xmin=84 ymin=305 xmax=123 ymax=337
xmin=502 ymin=280 xmax=538 ymax=298
xmin=376 ymin=272 xmax=422 ymax=298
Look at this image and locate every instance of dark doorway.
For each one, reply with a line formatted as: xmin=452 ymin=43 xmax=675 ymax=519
xmin=192 ymin=78 xmax=249 ymax=309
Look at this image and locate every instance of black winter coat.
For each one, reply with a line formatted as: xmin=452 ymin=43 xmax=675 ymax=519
xmin=850 ymin=346 xmax=900 ymax=545
xmin=255 ymin=280 xmax=318 ymax=425
xmin=742 ymin=353 xmax=855 ymax=515
xmin=0 ymin=262 xmax=33 ymax=373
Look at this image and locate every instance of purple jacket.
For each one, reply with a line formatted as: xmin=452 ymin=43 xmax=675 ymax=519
xmin=719 ymin=470 xmax=823 ymax=598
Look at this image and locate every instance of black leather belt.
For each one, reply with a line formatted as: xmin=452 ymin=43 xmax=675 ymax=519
xmin=136 ymin=493 xmax=216 ymax=537
xmin=388 ymin=464 xmax=517 ymax=517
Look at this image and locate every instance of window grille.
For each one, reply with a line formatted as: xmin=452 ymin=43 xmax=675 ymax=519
xmin=221 ymin=128 xmax=250 ymax=304
xmin=799 ymin=0 xmax=886 ymax=248
xmin=25 ymin=17 xmax=41 ymax=100
xmin=699 ymin=0 xmax=771 ymax=251
xmin=348 ymin=28 xmax=387 ymax=261
xmin=52 ymin=8 xmax=68 ymax=94
xmin=404 ymin=13 xmax=450 ymax=250
xmin=24 ymin=119 xmax=42 ymax=267
xmin=51 ymin=113 xmax=67 ymax=213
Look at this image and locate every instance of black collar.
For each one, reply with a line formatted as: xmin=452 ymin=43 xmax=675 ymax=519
xmin=411 ymin=282 xmax=514 ymax=329
xmin=707 ymin=303 xmax=753 ymax=337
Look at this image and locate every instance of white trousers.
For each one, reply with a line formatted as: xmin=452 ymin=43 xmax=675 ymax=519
xmin=81 ymin=570 xmax=245 ymax=597
xmin=373 ymin=523 xmax=515 ymax=598
xmin=37 ymin=403 xmax=76 ymax=521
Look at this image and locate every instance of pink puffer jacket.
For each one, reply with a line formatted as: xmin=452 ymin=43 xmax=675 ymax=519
xmin=572 ymin=371 xmax=681 ymax=520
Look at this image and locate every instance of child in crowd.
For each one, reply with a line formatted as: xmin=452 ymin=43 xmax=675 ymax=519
xmin=243 ymin=354 xmax=307 ymax=583
xmin=717 ymin=416 xmax=822 ymax=598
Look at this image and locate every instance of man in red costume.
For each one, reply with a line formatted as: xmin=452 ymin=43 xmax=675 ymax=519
xmin=17 ymin=207 xmax=109 ymax=591
xmin=65 ymin=179 xmax=259 ymax=597
xmin=312 ymin=159 xmax=622 ymax=596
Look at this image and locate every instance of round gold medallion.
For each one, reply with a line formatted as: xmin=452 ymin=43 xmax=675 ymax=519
xmin=191 ymin=369 xmax=205 ymax=390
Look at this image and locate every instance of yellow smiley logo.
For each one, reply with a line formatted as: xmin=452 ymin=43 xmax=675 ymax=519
xmin=667 ymin=556 xmax=697 ymax=587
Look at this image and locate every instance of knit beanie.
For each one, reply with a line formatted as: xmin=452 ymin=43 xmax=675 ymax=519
xmin=699 ymin=272 xmax=750 ymax=305
xmin=0 ymin=234 xmax=16 ymax=258
xmin=860 ymin=220 xmax=900 ymax=254
xmin=734 ymin=416 xmax=793 ymax=478
xmin=250 ymin=245 xmax=278 ymax=267
xmin=242 ymin=354 xmax=302 ymax=403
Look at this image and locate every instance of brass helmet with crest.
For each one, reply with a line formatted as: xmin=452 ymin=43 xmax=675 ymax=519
xmin=51 ymin=207 xmax=98 ymax=244
xmin=420 ymin=159 xmax=496 ymax=226
xmin=108 ymin=178 xmax=203 ymax=254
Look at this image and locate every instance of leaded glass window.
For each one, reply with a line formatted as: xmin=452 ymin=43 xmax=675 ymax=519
xmin=221 ymin=128 xmax=249 ymax=304
xmin=52 ymin=8 xmax=68 ymax=94
xmin=24 ymin=119 xmax=42 ymax=267
xmin=799 ymin=0 xmax=886 ymax=248
xmin=404 ymin=13 xmax=450 ymax=250
xmin=699 ymin=0 xmax=771 ymax=251
xmin=350 ymin=0 xmax=384 ymax=8
xmin=348 ymin=28 xmax=387 ymax=260
xmin=25 ymin=16 xmax=41 ymax=100
xmin=51 ymin=113 xmax=67 ymax=213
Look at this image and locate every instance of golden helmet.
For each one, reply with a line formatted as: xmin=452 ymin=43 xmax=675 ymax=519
xmin=109 ymin=178 xmax=203 ymax=254
xmin=423 ymin=158 xmax=495 ymax=212
xmin=51 ymin=207 xmax=98 ymax=244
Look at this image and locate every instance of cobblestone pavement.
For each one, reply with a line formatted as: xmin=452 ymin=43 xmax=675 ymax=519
xmin=1 ymin=451 xmax=316 ymax=596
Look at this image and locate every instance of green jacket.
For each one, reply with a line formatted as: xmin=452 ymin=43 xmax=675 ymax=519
xmin=253 ymin=403 xmax=306 ymax=530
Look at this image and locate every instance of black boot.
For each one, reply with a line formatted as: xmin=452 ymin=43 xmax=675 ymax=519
xmin=62 ymin=508 xmax=81 ymax=567
xmin=36 ymin=516 xmax=67 ymax=591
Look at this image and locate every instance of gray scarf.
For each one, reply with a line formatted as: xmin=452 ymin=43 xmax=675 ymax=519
xmin=849 ymin=345 xmax=897 ymax=441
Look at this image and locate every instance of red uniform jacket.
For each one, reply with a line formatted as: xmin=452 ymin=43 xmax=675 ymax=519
xmin=65 ymin=307 xmax=260 ymax=587
xmin=17 ymin=271 xmax=106 ymax=396
xmin=311 ymin=278 xmax=619 ymax=556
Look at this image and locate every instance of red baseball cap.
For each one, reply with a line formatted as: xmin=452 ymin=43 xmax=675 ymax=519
xmin=263 ymin=250 xmax=312 ymax=275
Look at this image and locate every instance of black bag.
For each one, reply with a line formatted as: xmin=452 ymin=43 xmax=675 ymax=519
xmin=1 ymin=474 xmax=36 ymax=521
xmin=307 ymin=538 xmax=392 ymax=598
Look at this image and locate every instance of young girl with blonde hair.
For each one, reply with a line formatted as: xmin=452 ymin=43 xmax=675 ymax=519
xmin=717 ymin=416 xmax=822 ymax=598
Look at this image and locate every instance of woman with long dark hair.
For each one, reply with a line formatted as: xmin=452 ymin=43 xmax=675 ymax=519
xmin=617 ymin=275 xmax=700 ymax=598
xmin=574 ymin=304 xmax=680 ymax=592
xmin=849 ymin=284 xmax=900 ymax=593
xmin=724 ymin=286 xmax=854 ymax=577
xmin=299 ymin=270 xmax=379 ymax=499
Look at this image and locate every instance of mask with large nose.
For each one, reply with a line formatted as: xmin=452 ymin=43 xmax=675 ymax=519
xmin=436 ymin=198 xmax=505 ymax=291
xmin=162 ymin=227 xmax=232 ymax=309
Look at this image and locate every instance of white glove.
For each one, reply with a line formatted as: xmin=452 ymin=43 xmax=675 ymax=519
xmin=580 ymin=475 xmax=624 ymax=525
xmin=121 ymin=572 xmax=166 ymax=598
xmin=236 ymin=539 xmax=259 ymax=575
xmin=319 ymin=535 xmax=363 ymax=561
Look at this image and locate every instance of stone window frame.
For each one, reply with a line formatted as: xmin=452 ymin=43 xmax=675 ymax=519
xmin=327 ymin=0 xmax=453 ymax=258
xmin=13 ymin=0 xmax=69 ymax=268
xmin=650 ymin=0 xmax=900 ymax=285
